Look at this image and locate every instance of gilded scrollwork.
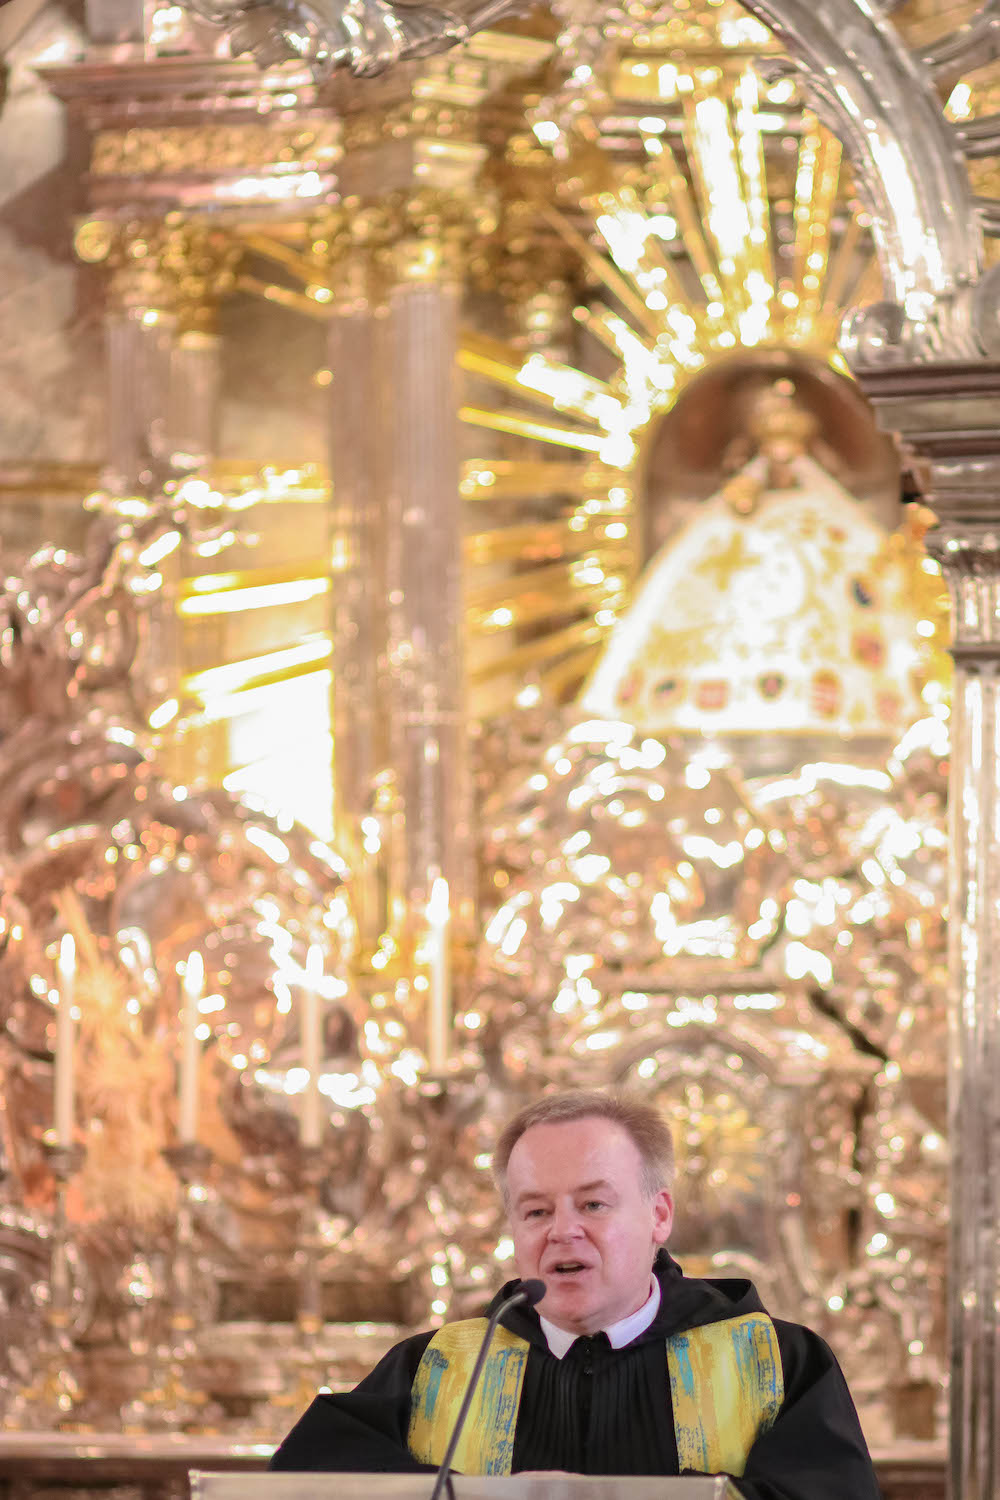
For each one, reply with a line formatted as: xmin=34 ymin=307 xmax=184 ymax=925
xmin=90 ymin=121 xmax=342 ymax=178
xmin=372 ymin=186 xmax=496 ymax=283
xmin=310 ymin=200 xmax=389 ymax=307
xmin=341 ymin=98 xmax=480 ymax=153
xmin=74 ymin=216 xmax=242 ymax=332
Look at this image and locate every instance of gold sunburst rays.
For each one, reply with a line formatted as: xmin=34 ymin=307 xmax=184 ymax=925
xmin=733 ymin=65 xmax=774 ymax=292
xmin=453 ymin=43 xmax=880 ymax=711
xmin=538 ymin=198 xmax=672 ymax=342
xmin=459 ymin=452 xmax=633 ymax=699
xmin=785 ymin=114 xmax=845 ymax=345
xmin=234 ymin=272 xmax=334 ymax=317
xmin=458 ymin=330 xmax=621 ymax=431
xmin=458 ymin=405 xmax=608 ymax=453
xmin=465 ymin=552 xmax=616 ymax=609
xmin=532 ymin=134 xmax=714 ymax=387
xmin=240 ymin=231 xmax=334 ymax=286
xmin=464 ymin=513 xmax=626 ymax=567
xmin=467 ymin=617 xmax=605 ymax=690
xmin=467 ymin=568 xmax=624 ymax=637
xmin=559 ymin=80 xmax=868 ymax=364
xmin=234 ymin=229 xmax=341 ymax=317
xmin=211 ymin=14 xmax=880 ymax=723
xmin=454 ymin=315 xmax=644 ymax=704
xmin=182 ymin=634 xmax=332 ymax=702
xmin=683 ymin=81 xmax=773 ymax=338
xmin=476 ymin=65 xmax=872 ymax=527
xmin=637 ymin=130 xmax=724 ymax=303
xmin=458 ymin=458 xmax=595 ymax=503
xmin=595 ymin=178 xmax=697 ymax=312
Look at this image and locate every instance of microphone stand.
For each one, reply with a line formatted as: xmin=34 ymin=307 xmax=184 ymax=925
xmin=428 ymin=1278 xmax=546 ymax=1500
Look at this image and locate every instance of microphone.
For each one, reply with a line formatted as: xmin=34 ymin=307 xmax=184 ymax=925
xmin=428 ymin=1278 xmax=546 ymax=1500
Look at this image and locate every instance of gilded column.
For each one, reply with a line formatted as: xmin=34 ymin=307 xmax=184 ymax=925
xmin=320 ymin=205 xmax=387 ymax=949
xmin=168 ymin=224 xmax=241 ymax=465
xmin=378 ymin=189 xmax=478 ymax=934
xmin=75 ymin=214 xmax=239 ymax=485
xmin=856 ymin=364 xmax=1000 ymax=1500
xmin=322 ymin=30 xmax=550 ymax=1010
xmin=76 ymin=216 xmax=180 ymax=490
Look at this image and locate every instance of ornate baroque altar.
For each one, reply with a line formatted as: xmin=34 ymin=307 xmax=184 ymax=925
xmin=2 ymin=0 xmax=1000 ymax=1495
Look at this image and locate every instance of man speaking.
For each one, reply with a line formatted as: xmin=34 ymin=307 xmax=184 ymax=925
xmin=270 ymin=1090 xmax=881 ymax=1498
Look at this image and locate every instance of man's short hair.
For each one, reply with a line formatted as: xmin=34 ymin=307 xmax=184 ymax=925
xmin=493 ymin=1089 xmax=675 ymax=1202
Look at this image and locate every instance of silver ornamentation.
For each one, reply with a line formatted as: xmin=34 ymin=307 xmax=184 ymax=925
xmin=0 ymin=474 xmax=356 ymax=1428
xmin=921 ymin=0 xmax=1000 ymax=79
xmin=469 ymin=703 xmax=951 ymax=1431
xmin=183 ymin=0 xmax=531 ymax=75
xmin=739 ymin=2 xmax=979 ymax=302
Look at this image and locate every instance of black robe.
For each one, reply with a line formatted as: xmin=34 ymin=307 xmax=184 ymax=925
xmin=270 ymin=1253 xmax=881 ymax=1500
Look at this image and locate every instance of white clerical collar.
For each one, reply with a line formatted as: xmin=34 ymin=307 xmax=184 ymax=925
xmin=539 ymin=1276 xmax=661 ymax=1359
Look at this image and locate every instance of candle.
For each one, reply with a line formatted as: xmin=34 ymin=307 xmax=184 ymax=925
xmin=427 ymin=877 xmax=451 ymax=1073
xmin=54 ymin=934 xmax=76 ymax=1148
xmin=300 ymin=944 xmax=324 ymax=1147
xmin=179 ymin=951 xmax=203 ymax=1144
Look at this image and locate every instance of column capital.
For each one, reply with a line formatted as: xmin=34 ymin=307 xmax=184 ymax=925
xmin=924 ymin=521 xmax=1000 ymax=662
xmin=76 ymin=215 xmax=178 ymax=318
xmin=311 ymin=202 xmax=389 ymax=312
xmin=383 ymin=187 xmax=496 ymax=286
xmin=313 ymin=188 xmax=491 ymax=297
xmin=854 ymin=362 xmax=1000 ymax=660
xmin=75 ymin=214 xmax=241 ymax=329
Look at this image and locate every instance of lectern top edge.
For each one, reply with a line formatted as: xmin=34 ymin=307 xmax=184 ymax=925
xmin=190 ymin=1472 xmax=742 ymax=1500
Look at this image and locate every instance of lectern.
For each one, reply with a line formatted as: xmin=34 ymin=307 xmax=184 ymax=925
xmin=190 ymin=1475 xmax=742 ymax=1500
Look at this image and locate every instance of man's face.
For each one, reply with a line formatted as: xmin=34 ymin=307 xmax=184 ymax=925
xmin=505 ymin=1116 xmax=673 ymax=1336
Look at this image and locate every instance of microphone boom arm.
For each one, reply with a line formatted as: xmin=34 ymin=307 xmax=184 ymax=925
xmin=428 ymin=1279 xmax=545 ymax=1500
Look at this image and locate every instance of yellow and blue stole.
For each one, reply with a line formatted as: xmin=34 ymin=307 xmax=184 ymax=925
xmin=408 ymin=1319 xmax=529 ymax=1475
xmin=666 ymin=1312 xmax=784 ymax=1476
xmin=407 ymin=1311 xmax=783 ymax=1478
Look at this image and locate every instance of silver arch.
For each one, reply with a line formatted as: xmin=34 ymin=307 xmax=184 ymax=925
xmin=739 ymin=0 xmax=982 ymax=305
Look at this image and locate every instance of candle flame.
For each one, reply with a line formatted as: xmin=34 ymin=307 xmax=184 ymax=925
xmin=58 ymin=932 xmax=76 ymax=980
xmin=183 ymin=950 xmax=204 ymax=997
xmin=427 ymin=877 xmax=450 ymax=926
xmin=305 ymin=942 xmax=324 ymax=982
